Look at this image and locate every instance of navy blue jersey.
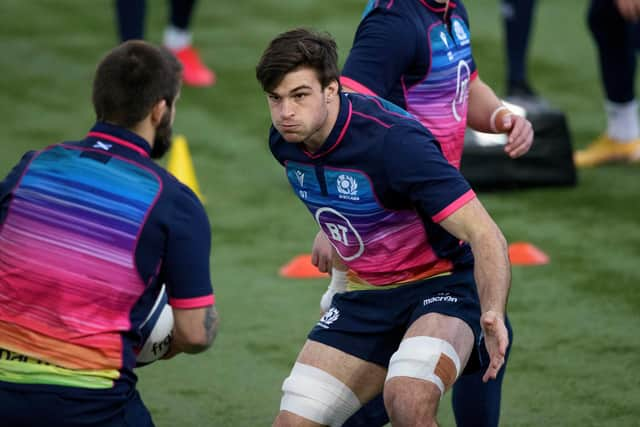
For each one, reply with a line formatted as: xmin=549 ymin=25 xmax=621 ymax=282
xmin=270 ymin=92 xmax=475 ymax=287
xmin=0 ymin=122 xmax=214 ymax=395
xmin=341 ymin=0 xmax=476 ymax=168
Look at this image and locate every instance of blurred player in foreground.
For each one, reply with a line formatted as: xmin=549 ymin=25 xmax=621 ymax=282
xmin=0 ymin=40 xmax=218 ymax=427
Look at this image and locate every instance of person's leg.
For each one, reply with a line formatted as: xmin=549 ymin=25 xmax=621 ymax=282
xmin=342 ymin=394 xmax=388 ymax=427
xmin=169 ymin=0 xmax=196 ymax=30
xmin=451 ymin=315 xmax=513 ymax=427
xmin=115 ymin=0 xmax=146 ymax=42
xmin=344 ymin=320 xmax=512 ymax=427
xmin=502 ymin=0 xmax=537 ymax=97
xmin=163 ymin=0 xmax=194 ymax=51
xmin=164 ymin=0 xmax=215 ymax=87
xmin=589 ymin=0 xmax=636 ymax=104
xmin=273 ymin=340 xmax=386 ymax=427
xmin=575 ymin=0 xmax=640 ymax=167
xmin=344 ymin=270 xmax=486 ymax=427
xmin=384 ymin=313 xmax=474 ymax=426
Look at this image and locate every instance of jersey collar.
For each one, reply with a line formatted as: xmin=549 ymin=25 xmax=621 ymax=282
xmin=302 ymin=92 xmax=353 ymax=159
xmin=86 ymin=122 xmax=152 ymax=158
xmin=419 ymin=0 xmax=457 ymax=13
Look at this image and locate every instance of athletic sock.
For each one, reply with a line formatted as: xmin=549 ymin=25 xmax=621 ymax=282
xmin=163 ymin=25 xmax=192 ymax=51
xmin=606 ymin=100 xmax=640 ymax=142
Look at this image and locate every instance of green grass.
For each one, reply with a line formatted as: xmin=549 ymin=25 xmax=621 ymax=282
xmin=1 ymin=1 xmax=640 ymax=426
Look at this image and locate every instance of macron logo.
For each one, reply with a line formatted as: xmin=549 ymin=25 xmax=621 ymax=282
xmin=423 ymin=294 xmax=458 ymax=306
xmin=93 ymin=141 xmax=112 ymax=151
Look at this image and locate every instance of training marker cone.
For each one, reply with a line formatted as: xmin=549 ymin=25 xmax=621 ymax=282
xmin=279 ymin=254 xmax=329 ymax=279
xmin=508 ymin=242 xmax=549 ymax=266
xmin=167 ymin=135 xmax=204 ymax=201
xmin=278 ymin=242 xmax=549 ymax=279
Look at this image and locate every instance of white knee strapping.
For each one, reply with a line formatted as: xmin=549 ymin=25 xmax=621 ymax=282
xmin=280 ymin=362 xmax=362 ymax=427
xmin=386 ymin=336 xmax=461 ymax=395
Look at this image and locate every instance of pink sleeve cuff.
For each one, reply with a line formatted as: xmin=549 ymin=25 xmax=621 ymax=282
xmin=432 ymin=190 xmax=476 ymax=223
xmin=340 ymin=76 xmax=379 ymax=97
xmin=169 ymin=294 xmax=215 ymax=309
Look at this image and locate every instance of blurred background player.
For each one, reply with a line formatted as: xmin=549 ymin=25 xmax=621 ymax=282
xmin=0 ymin=40 xmax=218 ymax=427
xmin=312 ymin=0 xmax=533 ymax=426
xmin=574 ymin=0 xmax=640 ymax=167
xmin=115 ymin=0 xmax=216 ymax=87
xmin=502 ymin=0 xmax=539 ymax=100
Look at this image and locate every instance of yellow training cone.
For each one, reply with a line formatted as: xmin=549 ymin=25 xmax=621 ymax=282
xmin=167 ymin=135 xmax=204 ymax=202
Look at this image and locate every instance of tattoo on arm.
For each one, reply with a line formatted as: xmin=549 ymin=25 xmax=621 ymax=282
xmin=204 ymin=305 xmax=218 ymax=347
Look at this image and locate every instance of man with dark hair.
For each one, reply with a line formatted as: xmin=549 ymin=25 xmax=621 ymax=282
xmin=0 ymin=40 xmax=218 ymax=427
xmin=257 ymin=28 xmax=511 ymax=426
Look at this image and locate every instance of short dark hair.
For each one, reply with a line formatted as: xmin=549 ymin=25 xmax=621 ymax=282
xmin=256 ymin=28 xmax=340 ymax=93
xmin=92 ymin=40 xmax=182 ymax=129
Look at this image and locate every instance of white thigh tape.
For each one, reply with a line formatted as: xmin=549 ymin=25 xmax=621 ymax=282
xmin=280 ymin=362 xmax=361 ymax=427
xmin=386 ymin=336 xmax=461 ymax=394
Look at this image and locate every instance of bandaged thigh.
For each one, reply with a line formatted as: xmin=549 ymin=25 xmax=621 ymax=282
xmin=386 ymin=336 xmax=461 ymax=395
xmin=280 ymin=362 xmax=362 ymax=427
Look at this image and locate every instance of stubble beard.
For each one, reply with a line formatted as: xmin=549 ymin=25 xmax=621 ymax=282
xmin=301 ymin=106 xmax=330 ymax=153
xmin=150 ymin=110 xmax=172 ymax=159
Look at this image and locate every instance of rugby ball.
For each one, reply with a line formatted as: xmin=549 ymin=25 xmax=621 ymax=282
xmin=135 ymin=284 xmax=174 ymax=366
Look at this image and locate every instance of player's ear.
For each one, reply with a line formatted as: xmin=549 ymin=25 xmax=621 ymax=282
xmin=150 ymin=98 xmax=167 ymax=126
xmin=325 ymin=79 xmax=339 ymax=103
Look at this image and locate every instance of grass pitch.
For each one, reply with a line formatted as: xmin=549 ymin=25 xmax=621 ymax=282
xmin=1 ymin=1 xmax=639 ymax=425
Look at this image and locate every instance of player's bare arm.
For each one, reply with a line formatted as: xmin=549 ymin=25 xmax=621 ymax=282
xmin=438 ymin=196 xmax=511 ymax=382
xmin=165 ymin=305 xmax=219 ymax=358
xmin=467 ymin=77 xmax=534 ymax=158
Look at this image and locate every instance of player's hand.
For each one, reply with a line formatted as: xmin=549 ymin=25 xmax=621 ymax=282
xmin=161 ymin=345 xmax=179 ymax=360
xmin=311 ymin=230 xmax=333 ymax=273
xmin=480 ymin=310 xmax=509 ymax=383
xmin=160 ymin=336 xmax=181 ymax=360
xmin=615 ymin=0 xmax=640 ymax=21
xmin=497 ymin=113 xmax=534 ymax=158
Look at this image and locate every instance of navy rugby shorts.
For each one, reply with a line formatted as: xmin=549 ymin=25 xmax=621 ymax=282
xmin=308 ymin=268 xmax=489 ymax=374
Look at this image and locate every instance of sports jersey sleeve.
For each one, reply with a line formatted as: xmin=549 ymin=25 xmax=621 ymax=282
xmin=0 ymin=151 xmax=35 ymax=226
xmin=341 ymin=9 xmax=417 ymax=98
xmin=383 ymin=125 xmax=475 ymax=222
xmin=163 ymin=185 xmax=215 ymax=308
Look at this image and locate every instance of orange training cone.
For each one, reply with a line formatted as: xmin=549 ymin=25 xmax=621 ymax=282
xmin=279 ymin=254 xmax=329 ymax=279
xmin=508 ymin=242 xmax=549 ymax=266
xmin=279 ymin=243 xmax=549 ymax=279
xmin=167 ymin=135 xmax=204 ymax=201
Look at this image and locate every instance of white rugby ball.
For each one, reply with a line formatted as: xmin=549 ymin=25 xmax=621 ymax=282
xmin=136 ymin=284 xmax=174 ymax=366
